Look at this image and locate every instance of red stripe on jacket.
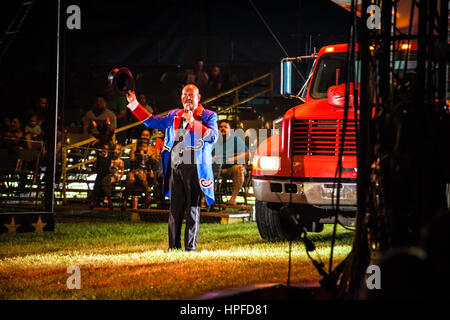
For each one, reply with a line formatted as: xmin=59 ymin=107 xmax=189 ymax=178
xmin=131 ymin=104 xmax=151 ymax=122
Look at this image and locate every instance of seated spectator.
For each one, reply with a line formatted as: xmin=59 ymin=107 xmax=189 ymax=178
xmin=24 ymin=114 xmax=43 ymax=152
xmin=105 ymin=84 xmax=128 ymax=144
xmin=213 ymin=120 xmax=250 ymax=205
xmin=122 ymin=129 xmax=156 ymax=208
xmin=0 ymin=116 xmax=11 ymax=139
xmin=90 ymin=143 xmax=111 ymax=208
xmin=0 ymin=116 xmax=11 ymax=152
xmin=138 ymin=94 xmax=154 ymax=114
xmin=102 ymin=143 xmax=125 ymax=209
xmin=24 ymin=114 xmax=43 ymax=140
xmin=82 ymin=95 xmax=117 ymax=137
xmin=105 ymin=83 xmax=127 ymax=119
xmin=90 ymin=142 xmax=124 ymax=209
xmin=160 ymin=65 xmax=188 ymax=107
xmin=150 ymin=129 xmax=165 ymax=202
xmin=186 ymin=59 xmax=209 ymax=93
xmin=4 ymin=117 xmax=28 ymax=190
xmin=3 ymin=117 xmax=25 ymax=154
xmin=55 ymin=127 xmax=69 ymax=185
xmin=26 ymin=97 xmax=48 ymax=129
xmin=129 ymin=94 xmax=155 ymax=138
xmin=207 ymin=65 xmax=223 ymax=98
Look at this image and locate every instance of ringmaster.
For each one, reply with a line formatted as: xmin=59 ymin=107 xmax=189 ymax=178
xmin=126 ymin=85 xmax=218 ymax=251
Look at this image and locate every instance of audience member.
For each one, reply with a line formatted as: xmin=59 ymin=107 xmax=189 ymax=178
xmin=150 ymin=129 xmax=164 ymax=202
xmin=90 ymin=143 xmax=110 ymax=208
xmin=4 ymin=118 xmax=27 ymax=189
xmin=28 ymin=97 xmax=48 ymax=128
xmin=24 ymin=114 xmax=43 ymax=151
xmin=160 ymin=65 xmax=189 ymax=107
xmin=82 ymin=95 xmax=117 ymax=137
xmin=105 ymin=83 xmax=128 ymax=144
xmin=128 ymin=94 xmax=155 ymax=137
xmin=0 ymin=116 xmax=11 ymax=138
xmin=207 ymin=65 xmax=223 ymax=98
xmin=102 ymin=143 xmax=125 ymax=209
xmin=186 ymin=59 xmax=209 ymax=92
xmin=54 ymin=127 xmax=69 ymax=185
xmin=3 ymin=117 xmax=25 ymax=155
xmin=24 ymin=114 xmax=43 ymax=139
xmin=153 ymin=129 xmax=164 ymax=154
xmin=105 ymin=84 xmax=128 ymax=122
xmin=122 ymin=129 xmax=156 ymax=208
xmin=90 ymin=142 xmax=124 ymax=208
xmin=213 ymin=120 xmax=250 ymax=205
xmin=138 ymin=94 xmax=154 ymax=114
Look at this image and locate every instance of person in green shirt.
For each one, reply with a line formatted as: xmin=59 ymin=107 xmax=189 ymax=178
xmin=213 ymin=120 xmax=250 ymax=205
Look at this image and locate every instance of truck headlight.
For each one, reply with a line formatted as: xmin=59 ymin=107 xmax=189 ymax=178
xmin=253 ymin=156 xmax=280 ymax=171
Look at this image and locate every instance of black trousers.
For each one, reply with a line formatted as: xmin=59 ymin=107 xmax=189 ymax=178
xmin=168 ymin=164 xmax=202 ymax=251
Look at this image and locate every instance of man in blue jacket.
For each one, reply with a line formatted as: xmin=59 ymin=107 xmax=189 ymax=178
xmin=126 ymin=84 xmax=218 ymax=251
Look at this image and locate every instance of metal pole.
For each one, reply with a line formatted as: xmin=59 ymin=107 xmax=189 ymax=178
xmin=62 ymin=145 xmax=67 ymax=205
xmin=44 ymin=0 xmax=62 ymax=212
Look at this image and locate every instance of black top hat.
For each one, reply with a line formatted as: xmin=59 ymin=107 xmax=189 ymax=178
xmin=108 ymin=67 xmax=135 ymax=96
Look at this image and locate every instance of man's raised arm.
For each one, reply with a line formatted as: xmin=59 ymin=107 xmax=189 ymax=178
xmin=126 ymin=90 xmax=171 ymax=131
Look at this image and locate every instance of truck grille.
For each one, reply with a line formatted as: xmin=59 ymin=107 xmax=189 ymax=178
xmin=292 ymin=119 xmax=357 ymax=156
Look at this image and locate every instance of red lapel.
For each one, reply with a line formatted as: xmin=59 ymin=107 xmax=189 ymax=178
xmin=193 ymin=104 xmax=204 ymax=121
xmin=173 ymin=109 xmax=185 ymax=137
xmin=173 ymin=105 xmax=204 ymax=137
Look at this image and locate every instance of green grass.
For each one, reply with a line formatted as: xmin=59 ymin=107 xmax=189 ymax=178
xmin=0 ymin=215 xmax=353 ymax=300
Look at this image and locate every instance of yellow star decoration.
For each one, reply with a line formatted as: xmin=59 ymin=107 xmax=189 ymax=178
xmin=5 ymin=216 xmax=21 ymax=234
xmin=32 ymin=216 xmax=47 ymax=233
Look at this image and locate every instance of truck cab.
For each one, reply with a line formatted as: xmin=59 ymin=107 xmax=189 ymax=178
xmin=252 ymin=44 xmax=358 ymax=241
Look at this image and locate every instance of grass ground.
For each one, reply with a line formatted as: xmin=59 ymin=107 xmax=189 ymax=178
xmin=0 ymin=212 xmax=353 ymax=300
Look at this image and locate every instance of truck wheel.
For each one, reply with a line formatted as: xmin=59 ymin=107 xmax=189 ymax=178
xmin=255 ymin=200 xmax=300 ymax=241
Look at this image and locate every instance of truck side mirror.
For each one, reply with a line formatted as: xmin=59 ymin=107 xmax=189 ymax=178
xmin=327 ymin=83 xmax=360 ymax=108
xmin=280 ymin=60 xmax=293 ymax=96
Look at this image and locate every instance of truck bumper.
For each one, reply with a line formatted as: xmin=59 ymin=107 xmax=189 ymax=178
xmin=252 ymin=178 xmax=357 ymax=206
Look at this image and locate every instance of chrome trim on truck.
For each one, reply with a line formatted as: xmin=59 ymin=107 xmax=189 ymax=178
xmin=252 ymin=178 xmax=357 ymax=206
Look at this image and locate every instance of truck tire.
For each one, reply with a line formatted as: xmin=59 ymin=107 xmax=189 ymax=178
xmin=255 ymin=200 xmax=300 ymax=241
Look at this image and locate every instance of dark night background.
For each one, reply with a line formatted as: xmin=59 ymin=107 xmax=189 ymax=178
xmin=0 ymin=0 xmax=352 ymax=129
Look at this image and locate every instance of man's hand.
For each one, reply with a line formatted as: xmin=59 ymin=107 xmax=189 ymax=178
xmin=126 ymin=90 xmax=137 ymax=104
xmin=182 ymin=110 xmax=194 ymax=124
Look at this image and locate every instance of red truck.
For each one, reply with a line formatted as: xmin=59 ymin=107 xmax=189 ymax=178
xmin=252 ymin=41 xmax=418 ymax=240
xmin=252 ymin=44 xmax=359 ymax=240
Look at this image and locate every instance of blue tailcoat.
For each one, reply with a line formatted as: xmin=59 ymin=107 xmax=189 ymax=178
xmin=142 ymin=105 xmax=218 ymax=206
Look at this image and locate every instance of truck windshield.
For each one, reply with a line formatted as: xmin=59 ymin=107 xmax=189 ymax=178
xmin=309 ymin=50 xmax=417 ymax=100
xmin=309 ymin=53 xmax=360 ymax=99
